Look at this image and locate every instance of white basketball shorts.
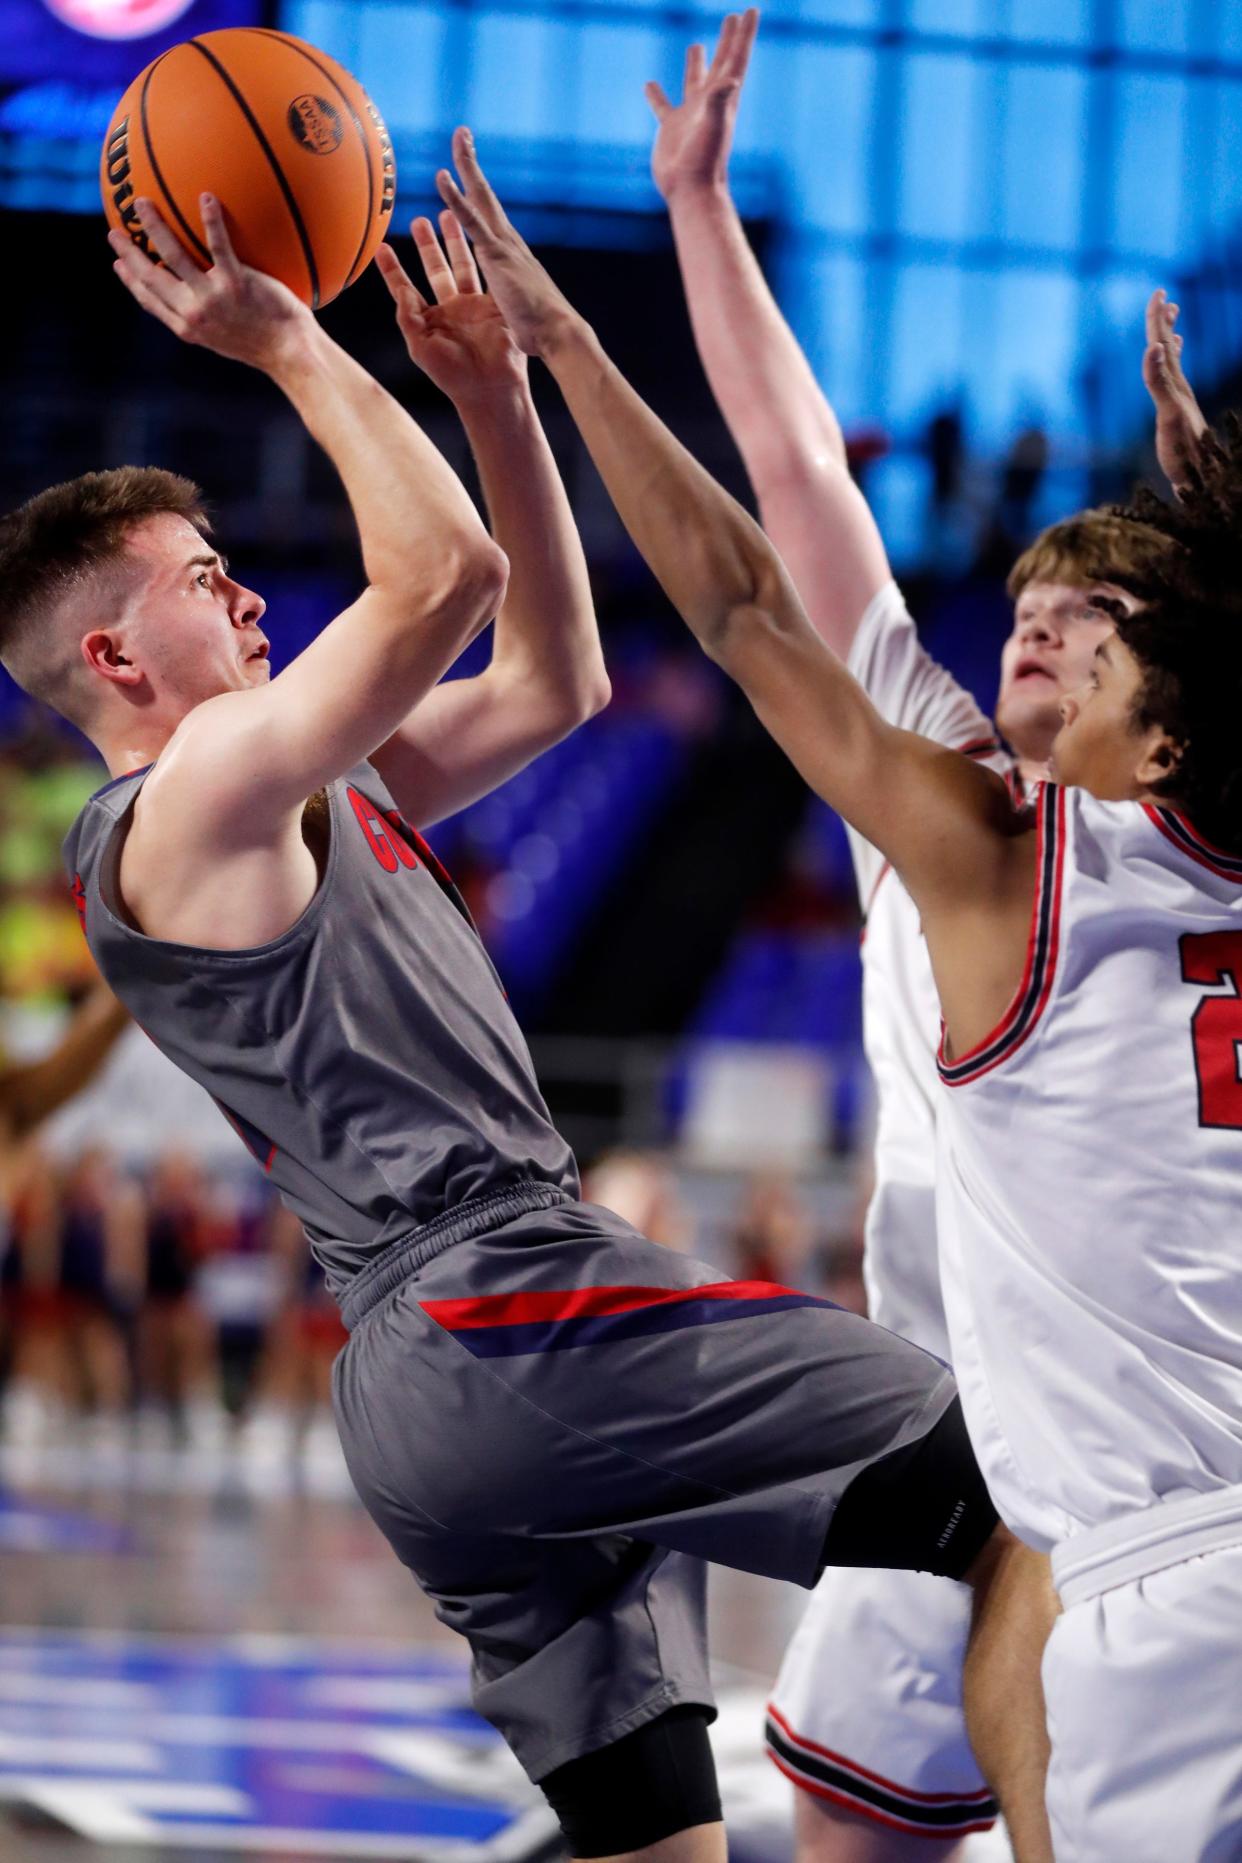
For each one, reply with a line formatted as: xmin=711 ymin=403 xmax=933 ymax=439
xmin=1046 ymin=1485 xmax=1242 ymax=1862
xmin=765 ymin=1563 xmax=998 ymax=1839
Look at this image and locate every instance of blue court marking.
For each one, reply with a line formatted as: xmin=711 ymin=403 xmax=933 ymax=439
xmin=0 ymin=1492 xmax=131 ymax=1553
xmin=0 ymin=1630 xmax=553 ymax=1856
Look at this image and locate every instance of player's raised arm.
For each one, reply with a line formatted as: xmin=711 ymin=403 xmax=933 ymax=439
xmin=107 ymin=195 xmax=508 ymax=820
xmin=437 ymin=135 xmax=1020 ymax=918
xmin=646 ymin=10 xmax=890 ymax=653
xmin=1143 ymin=288 xmax=1208 ymax=496
xmin=366 ymin=213 xmax=609 ymax=828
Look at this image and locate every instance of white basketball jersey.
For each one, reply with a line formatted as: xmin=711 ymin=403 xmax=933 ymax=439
xmin=936 ymin=783 xmax=1242 ymax=1550
xmin=846 ymin=585 xmax=1014 ymax=1358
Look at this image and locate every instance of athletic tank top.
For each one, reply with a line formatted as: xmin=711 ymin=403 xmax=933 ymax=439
xmin=64 ymin=760 xmax=578 ymax=1293
xmin=936 ymin=783 xmax=1242 ymax=1549
xmin=845 ymin=582 xmax=1015 ymax=1358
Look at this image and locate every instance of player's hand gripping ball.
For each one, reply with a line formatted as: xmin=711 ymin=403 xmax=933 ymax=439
xmin=101 ymin=29 xmax=396 ymax=309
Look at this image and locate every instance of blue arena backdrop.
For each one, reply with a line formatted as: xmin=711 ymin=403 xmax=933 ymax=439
xmin=279 ymin=0 xmax=1242 ymax=554
xmin=0 ymin=0 xmax=261 ymax=87
xmin=0 ymin=0 xmax=261 ymax=213
xmin=4 ymin=0 xmax=1242 ymax=555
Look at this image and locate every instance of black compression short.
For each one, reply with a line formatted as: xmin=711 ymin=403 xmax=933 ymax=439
xmin=820 ymin=1394 xmax=998 ymax=1581
xmin=539 ymin=1704 xmax=721 ymax=1856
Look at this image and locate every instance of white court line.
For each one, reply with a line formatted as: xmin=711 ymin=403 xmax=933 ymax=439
xmin=0 ymin=1674 xmax=159 ymax=1707
xmin=0 ymin=1710 xmax=487 ymax=1755
xmin=0 ymin=1624 xmax=469 ymax=1664
xmin=0 ymin=1735 xmax=161 ymax=1770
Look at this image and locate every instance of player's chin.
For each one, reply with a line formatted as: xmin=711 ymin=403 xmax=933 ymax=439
xmin=997 ymin=686 xmax=1060 ymax=747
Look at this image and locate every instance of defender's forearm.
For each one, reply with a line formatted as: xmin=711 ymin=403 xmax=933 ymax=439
xmin=667 ymin=183 xmax=891 ymax=655
xmin=542 ymin=318 xmax=785 ymax=654
xmin=668 ymin=183 xmax=846 ymax=478
xmin=454 ymin=384 xmax=607 ymax=713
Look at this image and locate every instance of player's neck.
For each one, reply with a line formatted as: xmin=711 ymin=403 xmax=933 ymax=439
xmin=1016 ymin=755 xmax=1052 ymax=790
xmin=98 ymin=723 xmax=174 ymax=781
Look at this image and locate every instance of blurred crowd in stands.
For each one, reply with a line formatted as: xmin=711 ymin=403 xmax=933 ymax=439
xmin=0 ymin=1136 xmax=868 ymax=1476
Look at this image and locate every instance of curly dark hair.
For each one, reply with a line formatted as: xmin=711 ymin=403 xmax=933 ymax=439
xmin=1104 ymin=423 xmax=1242 ymax=854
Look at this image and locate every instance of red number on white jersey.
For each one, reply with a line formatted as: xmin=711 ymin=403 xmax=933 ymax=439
xmin=1180 ymin=931 xmax=1242 ymax=1131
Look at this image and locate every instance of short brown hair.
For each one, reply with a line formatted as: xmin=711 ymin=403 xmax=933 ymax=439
xmin=1006 ymin=508 xmax=1177 ymax=602
xmin=0 ymin=467 xmax=208 ymax=720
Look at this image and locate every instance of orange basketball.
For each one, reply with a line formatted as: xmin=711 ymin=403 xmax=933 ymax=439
xmin=101 ymin=28 xmax=395 ymax=310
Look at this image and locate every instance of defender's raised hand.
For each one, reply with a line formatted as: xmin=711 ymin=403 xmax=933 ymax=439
xmin=108 ymin=195 xmax=311 ymax=372
xmin=1143 ymin=287 xmax=1207 ymax=494
xmin=645 ymin=9 xmax=759 ymax=204
xmin=374 ymin=211 xmax=526 ymax=404
xmin=435 ymin=130 xmax=580 ymax=358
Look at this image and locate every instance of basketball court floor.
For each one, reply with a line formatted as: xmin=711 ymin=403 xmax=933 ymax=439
xmin=0 ymin=1448 xmax=1014 ymax=1861
xmin=0 ymin=1444 xmax=799 ymax=1862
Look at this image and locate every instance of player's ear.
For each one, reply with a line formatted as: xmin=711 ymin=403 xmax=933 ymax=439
xmin=1134 ymin=726 xmax=1183 ymax=791
xmin=81 ymin=629 xmax=143 ymax=688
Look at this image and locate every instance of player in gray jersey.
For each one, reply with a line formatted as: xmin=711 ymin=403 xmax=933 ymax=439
xmin=1 ymin=194 xmax=1048 ymax=1861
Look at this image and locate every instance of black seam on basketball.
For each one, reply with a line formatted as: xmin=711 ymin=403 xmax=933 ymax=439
xmin=250 ymin=28 xmax=376 ymax=287
xmin=186 ymin=36 xmax=321 ymax=310
xmin=139 ymin=55 xmax=212 ymax=267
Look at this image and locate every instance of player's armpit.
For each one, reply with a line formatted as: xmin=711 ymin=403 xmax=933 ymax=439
xmin=722 ymin=603 xmax=1039 ymax=1055
xmin=371 ymin=658 xmax=606 ymax=830
xmin=715 ymin=595 xmax=1019 ymax=908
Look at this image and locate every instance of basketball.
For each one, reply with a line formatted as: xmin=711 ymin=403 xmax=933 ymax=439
xmin=101 ymin=28 xmax=395 ymax=309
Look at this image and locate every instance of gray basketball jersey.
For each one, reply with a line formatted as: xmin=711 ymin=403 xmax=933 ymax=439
xmin=64 ymin=760 xmax=578 ymax=1291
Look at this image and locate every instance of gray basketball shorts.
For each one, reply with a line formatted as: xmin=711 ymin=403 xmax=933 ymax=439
xmin=331 ymin=1181 xmax=970 ymax=1783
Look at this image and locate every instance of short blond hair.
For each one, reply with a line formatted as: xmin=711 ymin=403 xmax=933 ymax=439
xmin=1006 ymin=508 xmax=1177 ymax=603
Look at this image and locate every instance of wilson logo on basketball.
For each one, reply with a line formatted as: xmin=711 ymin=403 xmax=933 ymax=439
xmin=287 ymin=94 xmax=343 ymax=155
xmin=102 ymin=116 xmax=156 ymax=260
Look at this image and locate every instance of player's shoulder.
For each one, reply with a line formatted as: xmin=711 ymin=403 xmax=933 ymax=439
xmin=79 ymin=762 xmax=153 ymax=823
xmin=846 ymin=579 xmax=912 ymax=670
xmin=1056 ymin=784 xmax=1242 ymax=895
xmin=137 ymin=689 xmax=308 ymax=841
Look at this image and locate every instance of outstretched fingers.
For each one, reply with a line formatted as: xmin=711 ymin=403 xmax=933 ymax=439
xmin=109 ymin=240 xmax=189 ymax=335
xmin=707 ymin=10 xmax=758 ymax=86
xmin=373 ymin=241 xmax=428 ymax=315
xmin=435 ymin=165 xmax=474 ymax=238
xmin=199 ymin=193 xmax=242 ymax=278
xmin=445 ymin=126 xmax=509 ymax=228
xmin=109 ymin=217 xmax=195 ymax=328
xmin=411 ymin=215 xmax=456 ymax=301
xmin=644 ymin=79 xmax=672 ymax=122
xmin=727 ymin=8 xmax=760 ymax=82
xmin=132 ymin=198 xmax=193 ymax=281
xmin=1144 ymin=287 xmax=1168 ymax=351
xmin=440 ymin=210 xmax=482 ymax=293
xmin=706 ymin=13 xmax=736 ymax=81
xmin=1143 ymin=288 xmax=1189 ymax=399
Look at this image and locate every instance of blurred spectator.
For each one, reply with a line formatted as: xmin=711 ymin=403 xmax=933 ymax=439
xmin=729 ymin=1170 xmax=814 ymax=1287
xmin=976 ymin=416 xmax=1051 ymax=574
xmin=584 ymin=1149 xmax=693 ymax=1253
xmin=236 ymin=1202 xmax=351 ymax=1491
xmin=138 ymin=1151 xmax=226 ymax=1450
xmin=4 ymin=1146 xmax=144 ymax=1450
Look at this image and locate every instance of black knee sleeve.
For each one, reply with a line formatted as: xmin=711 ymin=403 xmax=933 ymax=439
xmin=539 ymin=1705 xmax=721 ymax=1857
xmin=821 ymin=1394 xmax=998 ymax=1581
